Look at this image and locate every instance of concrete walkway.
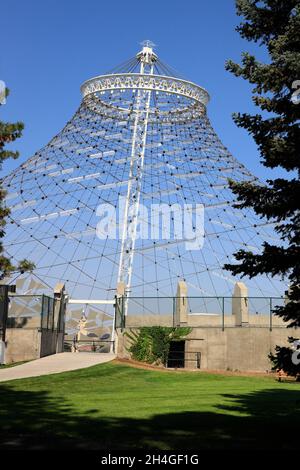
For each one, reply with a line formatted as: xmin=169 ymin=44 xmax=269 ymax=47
xmin=0 ymin=352 xmax=115 ymax=383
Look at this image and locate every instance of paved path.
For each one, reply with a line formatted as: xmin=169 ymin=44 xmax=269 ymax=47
xmin=0 ymin=352 xmax=115 ymax=383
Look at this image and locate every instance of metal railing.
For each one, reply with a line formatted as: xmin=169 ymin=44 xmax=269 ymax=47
xmin=115 ymin=295 xmax=285 ymax=331
xmin=64 ymin=339 xmax=115 ymax=353
xmin=167 ymin=351 xmax=202 ymax=369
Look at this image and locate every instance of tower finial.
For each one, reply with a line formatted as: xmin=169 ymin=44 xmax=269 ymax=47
xmin=136 ymin=40 xmax=158 ymax=65
xmin=140 ymin=39 xmax=156 ymax=49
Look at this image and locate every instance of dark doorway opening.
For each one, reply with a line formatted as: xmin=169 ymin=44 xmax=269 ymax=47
xmin=167 ymin=341 xmax=185 ymax=368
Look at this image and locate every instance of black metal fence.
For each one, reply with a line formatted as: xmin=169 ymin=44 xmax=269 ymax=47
xmin=41 ymin=295 xmax=55 ymax=330
xmin=115 ymin=295 xmax=285 ymax=331
xmin=0 ymin=286 xmax=10 ymax=342
xmin=7 ymin=294 xmax=62 ymax=331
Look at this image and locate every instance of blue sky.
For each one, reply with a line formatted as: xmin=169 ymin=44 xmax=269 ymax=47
xmin=1 ymin=0 xmax=274 ymax=179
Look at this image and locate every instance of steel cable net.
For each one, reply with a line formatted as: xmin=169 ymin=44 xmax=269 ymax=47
xmin=3 ymin=44 xmax=284 ymax=328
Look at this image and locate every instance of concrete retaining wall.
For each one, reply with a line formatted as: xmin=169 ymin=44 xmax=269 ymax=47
xmin=124 ymin=313 xmax=286 ymax=328
xmin=116 ymin=326 xmax=297 ymax=372
xmin=5 ymin=329 xmax=40 ymax=363
xmin=5 ymin=329 xmax=64 ymax=364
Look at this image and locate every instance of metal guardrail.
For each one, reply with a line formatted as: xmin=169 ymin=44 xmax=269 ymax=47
xmin=166 ymin=351 xmax=202 ymax=369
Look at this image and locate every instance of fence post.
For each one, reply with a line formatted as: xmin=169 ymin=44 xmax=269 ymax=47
xmin=41 ymin=294 xmax=45 ymax=330
xmin=114 ymin=295 xmax=118 ymax=330
xmin=196 ymin=352 xmax=201 ymax=369
xmin=222 ymin=297 xmax=225 ymax=331
xmin=122 ymin=295 xmax=125 ymax=329
xmin=52 ymin=298 xmax=55 ymax=332
xmin=0 ymin=285 xmax=10 ymax=364
xmin=270 ymin=298 xmax=272 ymax=332
xmin=172 ymin=297 xmax=176 ymax=327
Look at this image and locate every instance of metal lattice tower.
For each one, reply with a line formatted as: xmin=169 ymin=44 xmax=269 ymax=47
xmin=117 ymin=43 xmax=156 ymax=303
xmin=3 ymin=43 xmax=284 ymax=318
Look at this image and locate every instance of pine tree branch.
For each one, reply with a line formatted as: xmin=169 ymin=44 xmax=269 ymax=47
xmin=224 ymin=242 xmax=299 ymax=278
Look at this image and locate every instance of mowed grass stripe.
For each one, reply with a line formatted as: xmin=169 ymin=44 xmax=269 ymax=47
xmin=0 ymin=361 xmax=299 ymax=450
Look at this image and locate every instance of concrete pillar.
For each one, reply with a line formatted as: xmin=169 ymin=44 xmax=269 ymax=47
xmin=175 ymin=280 xmax=188 ymax=326
xmin=115 ymin=282 xmax=125 ymax=325
xmin=53 ymin=283 xmax=67 ymax=352
xmin=116 ymin=282 xmax=125 ymax=297
xmin=0 ymin=341 xmax=5 ymax=364
xmin=113 ymin=282 xmax=126 ymax=354
xmin=0 ymin=284 xmax=13 ymax=364
xmin=232 ymin=282 xmax=249 ymax=326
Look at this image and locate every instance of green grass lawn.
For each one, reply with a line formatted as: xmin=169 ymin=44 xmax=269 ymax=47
xmin=0 ymin=361 xmax=299 ymax=450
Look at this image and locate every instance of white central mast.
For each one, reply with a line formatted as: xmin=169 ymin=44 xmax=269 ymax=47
xmin=117 ymin=42 xmax=157 ymax=313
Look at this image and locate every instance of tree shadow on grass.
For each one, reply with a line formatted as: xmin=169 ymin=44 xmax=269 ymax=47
xmin=0 ymin=385 xmax=299 ymax=450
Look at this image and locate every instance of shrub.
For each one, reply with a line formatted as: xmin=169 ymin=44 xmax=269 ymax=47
xmin=125 ymin=326 xmax=191 ymax=366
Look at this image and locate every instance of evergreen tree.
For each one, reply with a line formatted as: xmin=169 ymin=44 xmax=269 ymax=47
xmin=224 ymin=0 xmax=300 ymax=377
xmin=0 ymin=88 xmax=35 ymax=279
